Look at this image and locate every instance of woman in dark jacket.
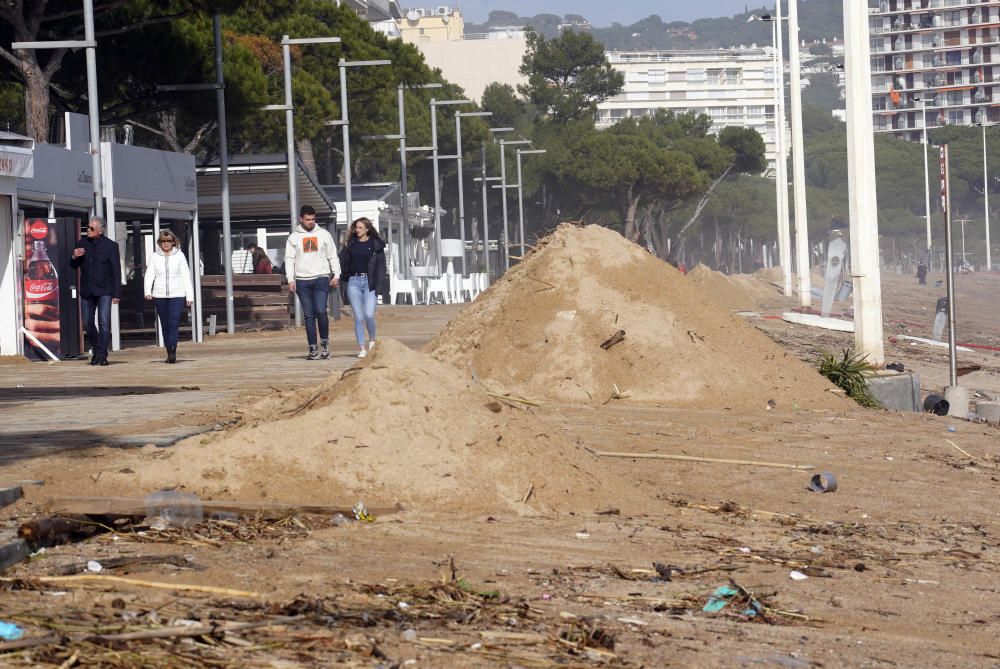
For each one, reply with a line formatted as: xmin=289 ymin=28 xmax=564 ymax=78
xmin=339 ymin=217 xmax=386 ymax=358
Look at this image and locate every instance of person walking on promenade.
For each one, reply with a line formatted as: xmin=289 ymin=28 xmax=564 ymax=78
xmin=916 ymin=259 xmax=928 ymax=285
xmin=285 ymin=205 xmax=340 ymax=360
xmin=339 ymin=217 xmax=386 ymax=359
xmin=144 ymin=230 xmax=194 ymax=364
xmin=70 ymin=216 xmax=121 ymax=366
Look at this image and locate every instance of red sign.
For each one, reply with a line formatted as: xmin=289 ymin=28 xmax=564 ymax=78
xmin=28 ymin=219 xmax=49 ymax=240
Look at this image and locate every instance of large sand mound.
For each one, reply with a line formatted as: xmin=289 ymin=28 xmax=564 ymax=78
xmin=428 ymin=224 xmax=840 ymax=409
xmin=686 ymin=264 xmax=762 ymax=312
xmin=82 ymin=339 xmax=638 ymax=514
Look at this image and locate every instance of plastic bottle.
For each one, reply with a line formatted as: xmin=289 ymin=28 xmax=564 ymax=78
xmin=144 ymin=490 xmax=204 ymax=528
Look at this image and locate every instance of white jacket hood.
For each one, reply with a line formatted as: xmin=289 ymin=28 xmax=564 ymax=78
xmin=144 ymin=246 xmax=194 ymax=300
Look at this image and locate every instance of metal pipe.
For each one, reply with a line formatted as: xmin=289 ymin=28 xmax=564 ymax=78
xmin=516 ymin=150 xmax=525 ymax=259
xmin=83 ymin=0 xmax=103 ymax=218
xmin=398 ymin=85 xmax=409 ymax=280
xmin=984 ymin=124 xmax=993 ymax=271
xmin=775 ymin=0 xmax=792 ymax=296
xmin=281 ymin=36 xmax=302 ymax=326
xmin=499 ymin=142 xmax=509 ymax=272
xmin=922 ymin=98 xmax=933 ymax=268
xmin=214 ymin=14 xmax=235 ymax=335
xmin=941 ymin=145 xmax=958 ymax=386
xmin=481 ymin=143 xmax=490 ymax=284
xmin=455 ymin=115 xmax=466 ymax=274
xmin=339 ymin=59 xmax=353 ymax=229
xmin=430 ymin=98 xmax=442 ymax=273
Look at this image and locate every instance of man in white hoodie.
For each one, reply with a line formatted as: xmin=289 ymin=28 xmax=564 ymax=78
xmin=285 ymin=205 xmax=340 ymax=359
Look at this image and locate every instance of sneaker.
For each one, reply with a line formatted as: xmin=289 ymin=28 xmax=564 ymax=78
xmin=306 ymin=345 xmax=320 ymax=360
xmin=320 ymin=340 xmax=330 ymax=359
xmin=367 ymin=340 xmax=376 ymax=352
xmin=357 ymin=348 xmax=367 ymax=359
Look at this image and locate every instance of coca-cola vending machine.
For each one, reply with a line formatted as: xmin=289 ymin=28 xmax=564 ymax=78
xmin=22 ymin=217 xmax=82 ymax=360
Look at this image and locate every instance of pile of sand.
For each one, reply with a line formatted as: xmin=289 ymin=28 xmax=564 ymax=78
xmin=428 ymin=224 xmax=840 ymax=409
xmin=686 ymin=264 xmax=761 ymax=312
xmin=78 ymin=339 xmax=639 ymax=514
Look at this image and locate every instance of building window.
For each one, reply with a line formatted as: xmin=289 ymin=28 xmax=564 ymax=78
xmin=687 ymin=68 xmax=706 ymax=83
xmin=648 ymin=69 xmax=665 ymax=85
xmin=725 ymin=68 xmax=743 ymax=85
xmin=948 ymin=109 xmax=964 ymax=124
xmin=706 ymin=68 xmax=724 ymax=84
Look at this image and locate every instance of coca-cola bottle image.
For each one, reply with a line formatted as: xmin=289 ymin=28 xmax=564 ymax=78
xmin=24 ymin=239 xmax=61 ymax=356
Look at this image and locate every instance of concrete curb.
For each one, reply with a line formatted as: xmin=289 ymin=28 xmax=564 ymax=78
xmin=0 ymin=486 xmax=23 ymax=509
xmin=0 ymin=533 xmax=29 ymax=572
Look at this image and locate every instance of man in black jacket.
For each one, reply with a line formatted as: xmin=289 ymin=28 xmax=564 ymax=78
xmin=70 ymin=216 xmax=121 ymax=366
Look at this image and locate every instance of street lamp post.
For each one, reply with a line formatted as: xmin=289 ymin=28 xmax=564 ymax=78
xmin=430 ymin=99 xmax=472 ymax=273
xmin=157 ymin=13 xmax=233 ymax=336
xmin=263 ymin=34 xmax=341 ymax=325
xmin=498 ymin=138 xmax=530 ymax=271
xmin=13 ymin=0 xmax=103 ymax=217
xmin=455 ymin=111 xmax=493 ymax=275
xmin=749 ymin=7 xmax=792 ymax=296
xmin=515 ymin=149 xmax=546 ymax=258
xmin=915 ymin=97 xmax=934 ymax=269
xmin=363 ymin=82 xmax=442 ymax=280
xmin=337 ymin=59 xmax=391 ymax=231
xmin=982 ymin=123 xmax=994 ymax=271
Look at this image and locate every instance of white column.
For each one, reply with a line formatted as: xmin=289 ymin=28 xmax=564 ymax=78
xmin=984 ymin=125 xmax=993 ymax=271
xmin=775 ymin=0 xmax=793 ymax=297
xmin=844 ymin=0 xmax=885 ymax=364
xmin=788 ymin=0 xmax=811 ymax=306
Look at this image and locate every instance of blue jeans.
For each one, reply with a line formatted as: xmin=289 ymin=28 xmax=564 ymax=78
xmin=81 ymin=294 xmax=112 ymax=359
xmin=154 ymin=297 xmax=185 ymax=349
xmin=346 ymin=275 xmax=377 ymax=348
xmin=296 ymin=276 xmax=330 ymax=346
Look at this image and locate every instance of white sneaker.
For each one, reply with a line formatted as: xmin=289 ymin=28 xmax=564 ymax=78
xmin=368 ymin=340 xmax=376 ymax=352
xmin=357 ymin=348 xmax=367 ymax=359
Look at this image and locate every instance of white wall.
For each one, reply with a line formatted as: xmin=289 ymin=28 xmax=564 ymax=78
xmin=413 ymin=39 xmax=527 ymax=102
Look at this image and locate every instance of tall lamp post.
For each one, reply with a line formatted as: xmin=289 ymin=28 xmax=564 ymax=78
xmin=749 ymin=10 xmax=792 ymax=296
xmin=515 ymin=148 xmax=546 ymax=258
xmin=980 ymin=122 xmax=994 ymax=271
xmin=337 ymin=59 xmax=391 ymax=231
xmin=455 ymin=111 xmax=493 ymax=275
xmin=363 ymin=82 xmax=442 ymax=280
xmin=915 ymin=96 xmax=934 ymax=269
xmin=497 ymin=137 xmax=531 ymax=271
xmin=263 ymin=34 xmax=341 ymax=325
xmin=14 ymin=0 xmax=103 ymax=218
xmin=788 ymin=0 xmax=811 ymax=306
xmin=430 ymin=98 xmax=472 ymax=272
xmin=157 ymin=13 xmax=232 ymax=336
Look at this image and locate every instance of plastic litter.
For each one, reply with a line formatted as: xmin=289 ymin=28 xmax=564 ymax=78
xmin=402 ymin=629 xmax=418 ymax=642
xmin=0 ymin=621 xmax=23 ymax=641
xmin=808 ymin=472 xmax=838 ymax=493
xmin=144 ymin=490 xmax=204 ymax=529
xmin=947 ymin=426 xmax=957 ymax=433
xmin=789 ymin=570 xmax=809 ymax=581
xmin=703 ymin=585 xmax=740 ymax=613
xmin=352 ymin=501 xmax=375 ymax=523
xmin=86 ymin=560 xmax=103 ymax=573
xmin=330 ymin=513 xmax=351 ymax=527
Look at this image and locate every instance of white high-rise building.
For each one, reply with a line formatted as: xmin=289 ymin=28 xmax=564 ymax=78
xmin=597 ymin=49 xmax=780 ymax=174
xmin=868 ymin=0 xmax=1000 ymax=139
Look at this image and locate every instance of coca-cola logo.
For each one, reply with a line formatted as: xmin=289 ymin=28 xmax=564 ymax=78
xmin=28 ymin=220 xmax=48 ymax=240
xmin=25 ymin=279 xmax=56 ymax=301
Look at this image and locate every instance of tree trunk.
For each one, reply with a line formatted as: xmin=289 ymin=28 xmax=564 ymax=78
xmin=23 ymin=62 xmax=52 ymax=142
xmin=623 ymin=187 xmax=642 ymax=242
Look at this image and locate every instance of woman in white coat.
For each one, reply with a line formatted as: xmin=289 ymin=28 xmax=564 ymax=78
xmin=143 ymin=230 xmax=193 ymax=363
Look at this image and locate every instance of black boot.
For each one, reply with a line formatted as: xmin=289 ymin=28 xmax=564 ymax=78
xmin=167 ymin=345 xmax=177 ymax=364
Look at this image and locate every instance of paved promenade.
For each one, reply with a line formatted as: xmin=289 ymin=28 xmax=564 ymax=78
xmin=0 ymin=305 xmax=462 ymax=463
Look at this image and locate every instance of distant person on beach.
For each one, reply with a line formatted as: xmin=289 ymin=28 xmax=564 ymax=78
xmin=285 ymin=205 xmax=340 ymax=360
xmin=916 ymin=260 xmax=927 ymax=285
xmin=144 ymin=230 xmax=193 ymax=364
xmin=339 ymin=217 xmax=386 ymax=359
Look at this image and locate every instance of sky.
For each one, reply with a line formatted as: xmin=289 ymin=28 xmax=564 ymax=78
xmin=453 ymin=0 xmax=756 ymax=26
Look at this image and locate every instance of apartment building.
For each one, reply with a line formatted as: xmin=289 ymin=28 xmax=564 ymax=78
xmin=596 ymin=50 xmax=780 ymax=174
xmin=869 ymin=0 xmax=1000 ymax=139
xmin=397 ymin=7 xmax=527 ymax=101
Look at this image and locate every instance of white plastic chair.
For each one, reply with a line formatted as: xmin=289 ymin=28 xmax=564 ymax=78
xmin=425 ymin=276 xmax=451 ymax=304
xmin=448 ymin=273 xmax=466 ymax=303
xmin=390 ymin=274 xmax=418 ymax=305
xmin=461 ymin=274 xmax=478 ymax=300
